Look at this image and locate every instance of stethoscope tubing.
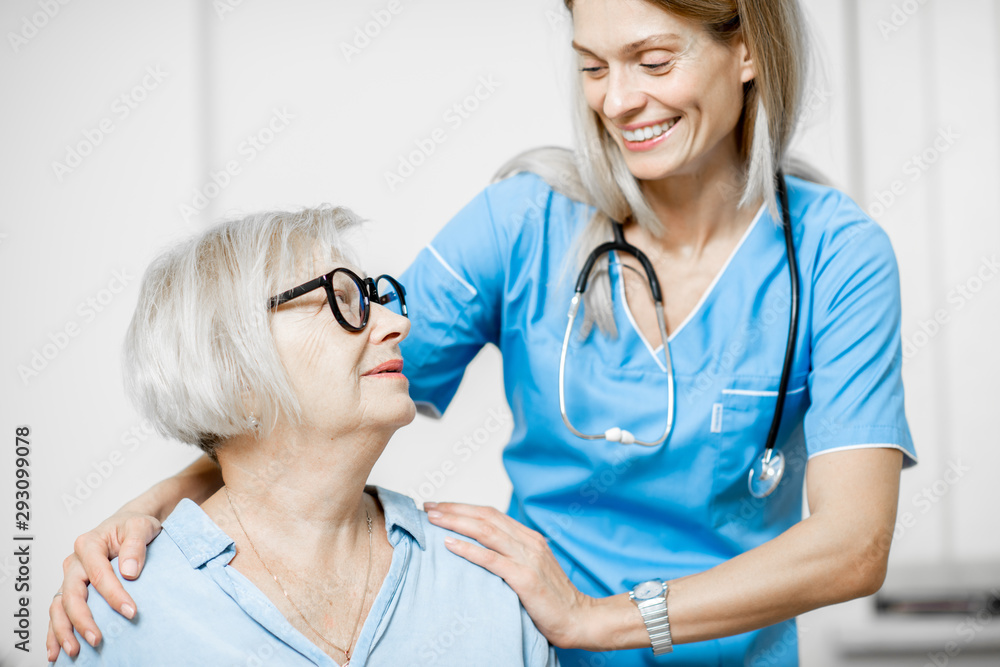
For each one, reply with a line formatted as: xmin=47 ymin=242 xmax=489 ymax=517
xmin=559 ymin=228 xmax=675 ymax=447
xmin=763 ymin=170 xmax=800 ymax=463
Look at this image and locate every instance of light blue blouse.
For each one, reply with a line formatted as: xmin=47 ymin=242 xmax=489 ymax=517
xmin=55 ymin=486 xmax=556 ymax=666
xmin=400 ymin=172 xmax=917 ymax=666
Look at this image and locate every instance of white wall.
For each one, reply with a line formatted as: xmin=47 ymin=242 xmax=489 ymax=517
xmin=1 ymin=1 xmax=997 ymax=665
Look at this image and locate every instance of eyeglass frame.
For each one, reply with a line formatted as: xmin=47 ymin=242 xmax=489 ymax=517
xmin=267 ymin=267 xmax=408 ymax=332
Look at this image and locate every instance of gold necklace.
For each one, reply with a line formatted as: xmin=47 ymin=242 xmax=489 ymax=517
xmin=224 ymin=487 xmax=374 ymax=665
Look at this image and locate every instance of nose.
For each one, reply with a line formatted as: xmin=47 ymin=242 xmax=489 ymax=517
xmin=367 ymin=303 xmax=410 ymax=345
xmin=602 ymin=66 xmax=647 ymax=121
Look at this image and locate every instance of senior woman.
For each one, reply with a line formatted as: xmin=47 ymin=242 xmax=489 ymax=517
xmin=51 ymin=207 xmax=556 ymax=666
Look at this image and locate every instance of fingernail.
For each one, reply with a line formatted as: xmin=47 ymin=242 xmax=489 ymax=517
xmin=120 ymin=559 xmax=138 ymax=577
xmin=423 ymin=502 xmax=437 ymax=508
xmin=444 ymin=537 xmax=457 ymax=546
xmin=427 ymin=510 xmax=443 ymax=520
xmin=85 ymin=631 xmax=98 ymax=647
xmin=121 ymin=603 xmax=136 ymax=619
xmin=62 ymin=640 xmax=72 ymax=655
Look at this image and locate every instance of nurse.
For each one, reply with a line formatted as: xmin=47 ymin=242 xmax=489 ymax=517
xmin=49 ymin=0 xmax=916 ymax=665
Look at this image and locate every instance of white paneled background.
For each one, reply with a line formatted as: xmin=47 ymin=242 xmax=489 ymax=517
xmin=1 ymin=1 xmax=997 ymax=665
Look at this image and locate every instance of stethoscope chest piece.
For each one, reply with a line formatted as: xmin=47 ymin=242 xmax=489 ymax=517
xmin=748 ymin=449 xmax=785 ymax=499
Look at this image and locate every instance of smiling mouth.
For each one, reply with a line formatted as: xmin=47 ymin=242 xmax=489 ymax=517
xmin=620 ymin=118 xmax=680 ymax=143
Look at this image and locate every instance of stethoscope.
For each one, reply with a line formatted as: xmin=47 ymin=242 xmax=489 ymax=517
xmin=558 ymin=171 xmax=800 ymax=499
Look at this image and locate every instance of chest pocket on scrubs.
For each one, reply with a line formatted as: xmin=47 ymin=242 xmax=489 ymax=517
xmin=709 ymin=375 xmax=809 ymax=530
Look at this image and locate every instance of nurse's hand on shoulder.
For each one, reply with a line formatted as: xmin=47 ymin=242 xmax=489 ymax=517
xmin=46 ymin=511 xmax=161 ymax=662
xmin=424 ymin=502 xmax=595 ymax=649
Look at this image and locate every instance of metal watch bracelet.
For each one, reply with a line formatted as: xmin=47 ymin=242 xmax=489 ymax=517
xmin=630 ymin=580 xmax=673 ymax=656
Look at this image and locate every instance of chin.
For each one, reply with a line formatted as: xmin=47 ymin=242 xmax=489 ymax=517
xmin=623 ymin=159 xmax=680 ymax=182
xmin=400 ymin=402 xmax=417 ymax=426
xmin=389 ymin=398 xmax=417 ymax=427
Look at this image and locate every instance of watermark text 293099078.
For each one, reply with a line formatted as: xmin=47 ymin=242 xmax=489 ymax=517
xmin=13 ymin=426 xmax=33 ymax=654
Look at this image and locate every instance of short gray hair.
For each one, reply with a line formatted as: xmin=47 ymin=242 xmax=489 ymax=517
xmin=123 ymin=206 xmax=363 ymax=458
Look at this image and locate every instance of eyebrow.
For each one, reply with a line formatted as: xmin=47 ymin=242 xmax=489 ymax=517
xmin=572 ymin=33 xmax=684 ymax=58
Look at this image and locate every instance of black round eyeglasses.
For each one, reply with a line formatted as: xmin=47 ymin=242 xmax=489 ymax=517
xmin=267 ymin=267 xmax=407 ymax=332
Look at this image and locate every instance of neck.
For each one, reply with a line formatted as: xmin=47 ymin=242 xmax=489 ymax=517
xmin=639 ymin=139 xmax=761 ymax=255
xmin=206 ymin=422 xmax=391 ymax=565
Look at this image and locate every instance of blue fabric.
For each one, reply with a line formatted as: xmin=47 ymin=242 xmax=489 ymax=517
xmin=55 ymin=487 xmax=556 ymax=666
xmin=400 ymin=172 xmax=917 ymax=666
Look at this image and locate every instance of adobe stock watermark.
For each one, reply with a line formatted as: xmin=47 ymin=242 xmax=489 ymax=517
xmin=543 ymin=2 xmax=570 ymax=31
xmin=749 ymin=623 xmax=807 ymax=667
xmin=720 ymin=418 xmax=845 ymax=529
xmin=213 ymin=0 xmax=246 ymax=21
xmin=687 ymin=284 xmax=792 ymax=404
xmin=923 ymin=594 xmax=1000 ymax=667
xmin=417 ymin=611 xmax=474 ymax=664
xmin=7 ymin=0 xmax=73 ymax=53
xmin=340 ymin=0 xmax=405 ymax=63
xmin=798 ymin=86 xmax=833 ymax=128
xmin=902 ymin=254 xmax=999 ymax=360
xmin=16 ymin=268 xmax=136 ymax=385
xmin=878 ymin=0 xmax=931 ymax=40
xmin=384 ymin=75 xmax=503 ymax=192
xmin=178 ymin=107 xmax=295 ymax=224
xmin=0 ymin=553 xmax=19 ymax=587
xmin=61 ymin=419 xmax=158 ymax=514
xmin=862 ymin=126 xmax=959 ymax=222
xmin=856 ymin=459 xmax=970 ymax=570
xmin=51 ymin=65 xmax=170 ymax=182
xmin=407 ymin=406 xmax=511 ymax=503
xmin=545 ymin=448 xmax=636 ymax=542
xmin=237 ymin=639 xmax=282 ymax=667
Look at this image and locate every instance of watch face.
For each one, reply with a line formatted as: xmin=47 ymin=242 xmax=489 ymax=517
xmin=634 ymin=580 xmax=663 ymax=601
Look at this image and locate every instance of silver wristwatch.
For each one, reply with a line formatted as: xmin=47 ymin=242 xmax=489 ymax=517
xmin=629 ymin=579 xmax=672 ymax=656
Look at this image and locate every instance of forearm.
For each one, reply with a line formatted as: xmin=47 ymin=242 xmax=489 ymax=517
xmin=585 ymin=512 xmax=887 ymax=651
xmin=583 ymin=449 xmax=903 ymax=652
xmin=119 ymin=454 xmax=223 ymax=521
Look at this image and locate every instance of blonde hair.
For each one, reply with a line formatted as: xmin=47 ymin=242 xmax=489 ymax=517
xmin=497 ymin=0 xmax=810 ymax=338
xmin=123 ymin=206 xmax=362 ymax=458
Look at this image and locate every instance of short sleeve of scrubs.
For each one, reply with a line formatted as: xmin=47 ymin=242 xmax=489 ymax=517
xmin=400 ymin=173 xmax=547 ymax=416
xmin=803 ymin=212 xmax=917 ymax=467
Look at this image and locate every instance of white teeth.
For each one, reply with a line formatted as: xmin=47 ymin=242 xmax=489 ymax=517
xmin=623 ymin=118 xmax=677 ymax=143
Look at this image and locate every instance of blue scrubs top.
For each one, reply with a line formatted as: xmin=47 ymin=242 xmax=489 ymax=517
xmin=400 ymin=172 xmax=917 ymax=666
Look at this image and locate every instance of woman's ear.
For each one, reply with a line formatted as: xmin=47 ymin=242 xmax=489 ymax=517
xmin=735 ymin=34 xmax=756 ymax=84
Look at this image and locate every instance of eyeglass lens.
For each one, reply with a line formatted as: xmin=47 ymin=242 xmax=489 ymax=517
xmin=374 ymin=276 xmax=404 ymax=316
xmin=330 ymin=271 xmax=365 ymax=328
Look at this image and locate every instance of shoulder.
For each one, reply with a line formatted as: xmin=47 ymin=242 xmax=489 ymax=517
xmin=374 ymin=487 xmax=522 ymax=602
xmin=477 ymin=171 xmax=594 ymax=242
xmin=107 ymin=527 xmax=194 ymax=609
xmin=54 ymin=528 xmax=197 ymax=665
xmin=405 ymin=171 xmax=593 ymax=297
xmin=788 ymin=176 xmax=884 ymax=242
xmin=787 ymin=176 xmax=899 ymax=278
xmin=374 ymin=488 xmax=555 ymax=664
